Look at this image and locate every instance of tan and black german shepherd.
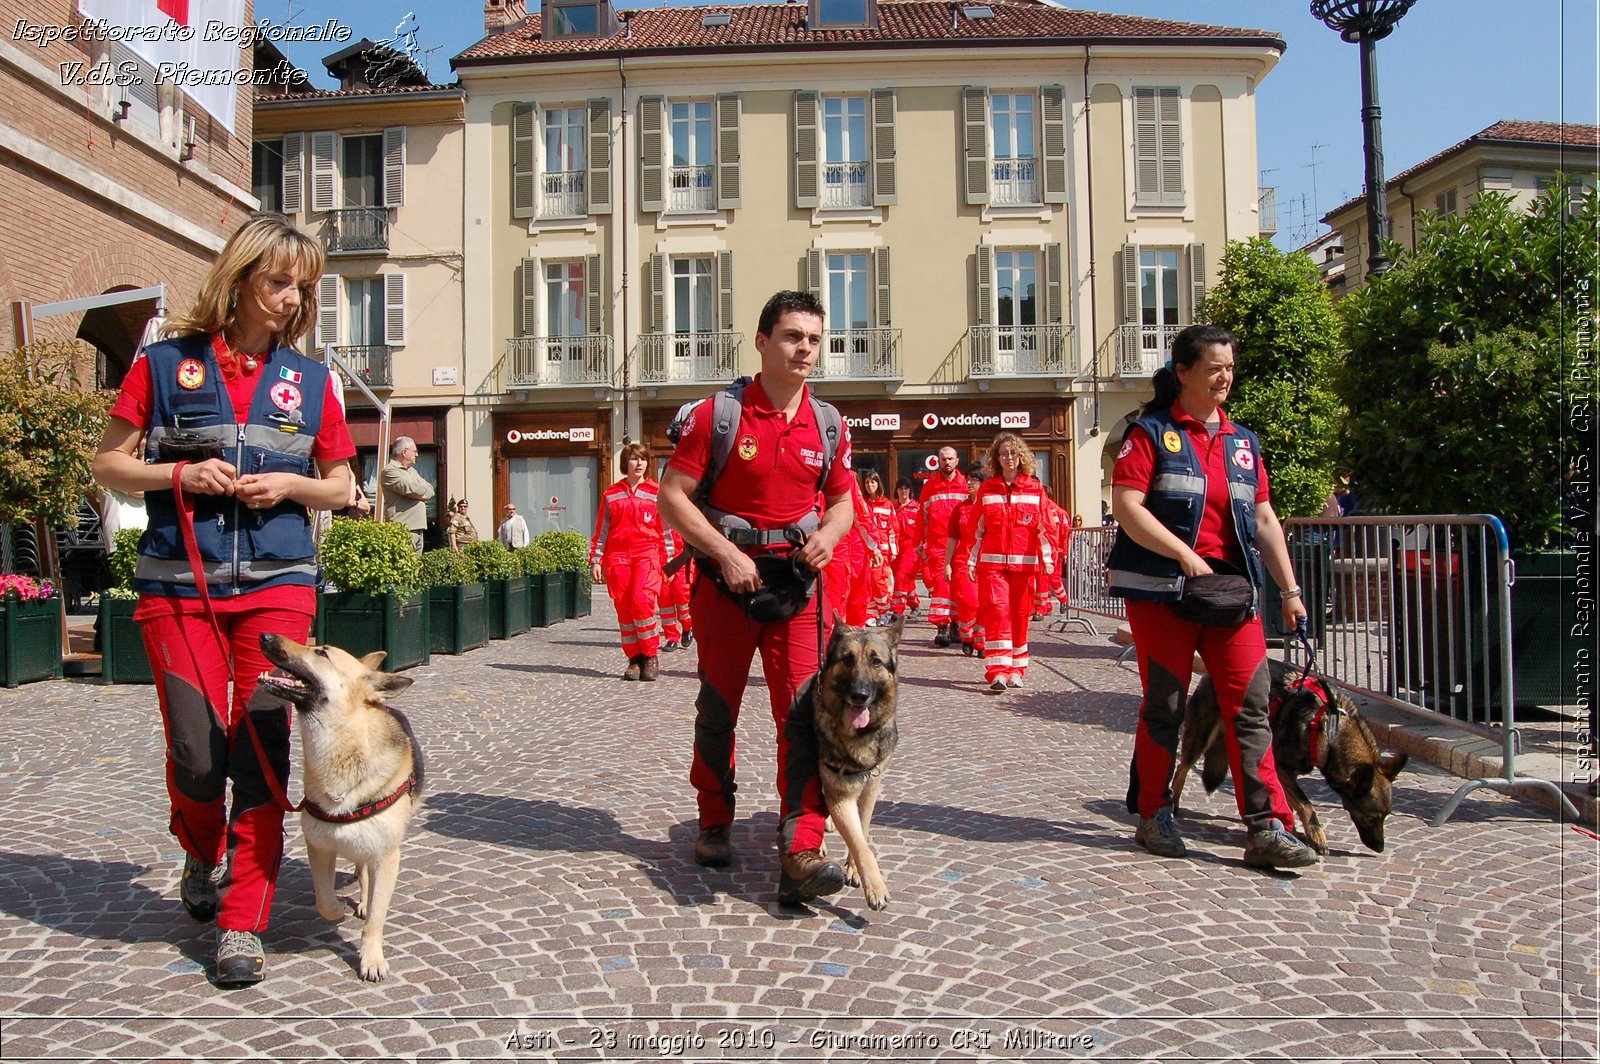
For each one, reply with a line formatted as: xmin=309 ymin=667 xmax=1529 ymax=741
xmin=257 ymin=633 xmax=423 ymax=981
xmin=1172 ymin=657 xmax=1407 ymax=855
xmin=793 ymin=620 xmax=902 ymax=911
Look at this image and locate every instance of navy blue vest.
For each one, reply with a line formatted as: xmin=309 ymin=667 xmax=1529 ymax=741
xmin=135 ymin=334 xmax=329 ymax=598
xmin=1105 ymin=407 xmax=1265 ymax=602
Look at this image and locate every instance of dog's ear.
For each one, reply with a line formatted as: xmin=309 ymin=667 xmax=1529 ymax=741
xmin=1380 ymin=752 xmax=1408 ymax=781
xmin=368 ymin=672 xmax=414 ymax=698
xmin=883 ymin=615 xmax=905 ymax=648
xmin=827 ymin=624 xmax=855 ymax=654
xmin=361 ymin=650 xmax=389 ymax=671
xmin=1345 ymin=762 xmax=1376 ymax=797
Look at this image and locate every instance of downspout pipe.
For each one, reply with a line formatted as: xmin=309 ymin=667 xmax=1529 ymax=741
xmin=618 ymin=56 xmax=631 ymax=443
xmin=1082 ymin=46 xmax=1100 ymax=438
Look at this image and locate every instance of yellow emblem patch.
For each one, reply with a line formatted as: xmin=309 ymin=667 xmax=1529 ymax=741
xmin=1162 ymin=430 xmax=1182 ymax=453
xmin=737 ymin=433 xmax=758 ymax=461
xmin=177 ymin=358 xmax=206 ymax=390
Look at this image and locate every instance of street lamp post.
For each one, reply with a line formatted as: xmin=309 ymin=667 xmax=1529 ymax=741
xmin=1311 ymin=0 xmax=1418 ymax=279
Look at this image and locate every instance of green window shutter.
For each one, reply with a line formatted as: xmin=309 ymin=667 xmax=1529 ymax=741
xmin=1121 ymin=242 xmax=1141 ymax=325
xmin=587 ymin=98 xmax=612 ymax=215
xmin=1040 ymin=85 xmax=1067 ymax=205
xmin=280 ymin=132 xmax=303 ymax=214
xmin=512 ymin=102 xmax=537 ymax=219
xmin=638 ymin=96 xmax=665 ymax=214
xmin=872 ymin=246 xmax=891 ymax=327
xmin=520 ymin=257 xmax=541 ymax=336
xmin=716 ymin=250 xmax=735 ymax=332
xmin=805 ymin=248 xmax=824 ymax=302
xmin=1188 ymin=242 xmax=1206 ymax=318
xmin=310 ymin=131 xmax=336 ymax=213
xmin=870 ymin=88 xmax=898 ymax=206
xmin=382 ymin=126 xmax=406 ymax=207
xmin=794 ymin=90 xmax=819 ymax=209
xmin=716 ymin=93 xmax=742 ymax=210
xmin=316 ymin=273 xmax=340 ymax=348
xmin=647 ymin=253 xmax=666 ymax=334
xmin=586 ymin=254 xmax=604 ymax=335
xmin=975 ymin=244 xmax=994 ymax=326
xmin=963 ymin=86 xmax=989 ymax=206
xmin=1043 ymin=242 xmax=1063 ymax=325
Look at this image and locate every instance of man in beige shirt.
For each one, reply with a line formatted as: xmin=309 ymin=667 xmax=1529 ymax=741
xmin=381 ymin=436 xmax=434 ymax=554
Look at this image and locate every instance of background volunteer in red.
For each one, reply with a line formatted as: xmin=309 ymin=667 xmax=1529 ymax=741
xmin=969 ymin=433 xmax=1052 ymax=691
xmin=590 ymin=443 xmax=667 ymax=681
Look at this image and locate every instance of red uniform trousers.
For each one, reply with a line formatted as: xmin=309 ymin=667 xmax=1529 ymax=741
xmin=891 ymin=549 xmax=921 ymax=613
xmin=658 ymin=563 xmax=693 ymax=642
xmin=604 ymin=554 xmax=663 ymax=658
xmin=688 ymin=573 xmax=832 ymax=854
xmin=923 ymin=546 xmax=955 ymax=627
xmin=1125 ymin=599 xmax=1295 ymax=832
xmin=141 ymin=604 xmax=311 ymax=933
xmin=950 ymin=561 xmax=982 ymax=648
xmin=976 ymin=569 xmax=1037 ymax=683
xmin=866 ymin=559 xmax=893 ymax=619
xmin=825 ymin=540 xmax=871 ymax=627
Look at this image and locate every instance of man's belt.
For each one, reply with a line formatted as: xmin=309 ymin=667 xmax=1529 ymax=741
xmin=721 ymin=526 xmax=798 ymax=548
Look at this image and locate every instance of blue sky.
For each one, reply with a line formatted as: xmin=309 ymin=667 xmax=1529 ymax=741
xmin=261 ymin=0 xmax=1599 ymax=250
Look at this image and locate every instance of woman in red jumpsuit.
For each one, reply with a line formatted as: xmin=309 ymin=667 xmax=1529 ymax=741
xmin=824 ymin=476 xmax=881 ymax=627
xmin=590 ymin=443 xmax=667 ymax=681
xmin=659 ymin=528 xmax=694 ymax=652
xmin=1033 ymin=495 xmax=1072 ymax=618
xmin=861 ymin=470 xmax=896 ymax=625
xmin=967 ymin=433 xmax=1052 ymax=691
xmin=944 ymin=465 xmax=986 ymax=656
xmin=890 ymin=478 xmax=922 ymax=617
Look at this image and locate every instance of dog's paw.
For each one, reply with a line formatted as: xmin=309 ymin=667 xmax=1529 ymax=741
xmin=843 ymin=858 xmax=861 ymax=888
xmin=352 ymin=897 xmax=369 ymax=920
xmin=316 ymin=898 xmax=346 ymax=923
xmin=864 ymin=877 xmax=890 ymax=912
xmin=1304 ymin=828 xmax=1330 ymax=857
xmin=358 ymin=947 xmax=389 ymax=982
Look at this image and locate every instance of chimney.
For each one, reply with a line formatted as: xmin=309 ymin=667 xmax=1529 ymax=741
xmin=485 ymin=0 xmax=530 ymax=34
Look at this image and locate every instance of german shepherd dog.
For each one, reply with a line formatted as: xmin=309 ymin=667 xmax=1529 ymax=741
xmin=257 ymin=634 xmax=423 ymax=981
xmin=1171 ymin=657 xmax=1407 ymax=855
xmin=792 ymin=620 xmax=902 ymax=911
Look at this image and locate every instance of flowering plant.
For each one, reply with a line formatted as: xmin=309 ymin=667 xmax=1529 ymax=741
xmin=0 ymin=574 xmax=58 ymax=601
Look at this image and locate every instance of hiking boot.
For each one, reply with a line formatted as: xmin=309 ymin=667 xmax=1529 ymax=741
xmin=215 ymin=929 xmax=265 ymax=986
xmin=180 ymin=854 xmax=222 ymax=923
xmin=1243 ymin=819 xmax=1320 ymax=869
xmin=933 ymin=624 xmax=951 ymax=648
xmin=1135 ymin=807 xmax=1187 ymax=858
xmin=961 ymin=640 xmax=974 ymax=656
xmin=1006 ymin=673 xmax=1024 ymax=688
xmin=661 ymin=639 xmax=679 ymax=653
xmin=639 ymin=656 xmax=659 ymax=682
xmin=777 ymin=848 xmax=845 ymax=905
xmin=622 ymin=657 xmax=642 ymax=681
xmin=989 ymin=677 xmax=1008 ymax=693
xmin=680 ymin=630 xmax=694 ymax=648
xmin=693 ymin=824 xmax=733 ymax=868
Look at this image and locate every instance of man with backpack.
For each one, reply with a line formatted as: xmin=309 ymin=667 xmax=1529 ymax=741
xmin=658 ymin=291 xmax=857 ymax=906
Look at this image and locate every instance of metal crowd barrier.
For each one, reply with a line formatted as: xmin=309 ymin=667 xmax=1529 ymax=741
xmin=1058 ymin=526 xmax=1124 ymax=637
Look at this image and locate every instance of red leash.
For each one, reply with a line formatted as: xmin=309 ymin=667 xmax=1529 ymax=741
xmin=172 ymin=462 xmax=302 ymax=813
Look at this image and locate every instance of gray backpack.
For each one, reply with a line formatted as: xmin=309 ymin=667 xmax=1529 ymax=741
xmin=666 ymin=376 xmax=844 ymax=508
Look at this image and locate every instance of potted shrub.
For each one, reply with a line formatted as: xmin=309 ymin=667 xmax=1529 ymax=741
xmin=421 ymin=547 xmax=488 ymax=656
xmin=99 ymin=527 xmax=152 ymax=684
xmin=539 ymin=530 xmax=592 ymax=619
xmin=515 ymin=544 xmax=559 ymax=628
xmin=0 ymin=574 xmax=62 ymax=687
xmin=464 ymin=540 xmax=527 ymax=639
xmin=319 ymin=517 xmax=429 ymax=670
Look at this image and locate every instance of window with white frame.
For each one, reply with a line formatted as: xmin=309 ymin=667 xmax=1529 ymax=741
xmin=545 ymin=260 xmax=586 ymax=339
xmin=342 ymin=134 xmax=384 ymax=207
xmin=1434 ymin=188 xmax=1458 ymax=218
xmin=344 ymin=278 xmax=385 ymax=347
xmin=543 ymin=106 xmax=587 ymax=217
xmin=672 ymin=257 xmax=716 ymax=336
xmin=825 ymin=252 xmax=872 ymax=372
xmin=995 ymin=249 xmax=1038 ymax=366
xmin=990 ymin=93 xmax=1038 ymax=206
xmin=252 ymin=140 xmax=283 ymax=213
xmin=669 ymin=100 xmax=715 ymax=212
xmin=822 ymin=96 xmax=869 ymax=208
xmin=1139 ymin=248 xmax=1182 ymax=349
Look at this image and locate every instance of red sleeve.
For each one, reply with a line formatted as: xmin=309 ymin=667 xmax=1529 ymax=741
xmin=665 ymin=399 xmax=713 ymax=482
xmin=1111 ymin=429 xmax=1156 ymax=490
xmin=312 ymin=375 xmax=356 ymax=463
xmin=107 ymin=356 xmax=154 ymax=428
xmin=1255 ymin=453 xmax=1271 ymax=504
xmin=822 ymin=422 xmax=854 ymax=498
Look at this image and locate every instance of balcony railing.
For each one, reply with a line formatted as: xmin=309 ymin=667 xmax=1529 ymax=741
xmin=669 ymin=165 xmax=715 ymax=212
xmin=968 ymin=324 xmax=1073 ymax=378
xmin=1113 ymin=323 xmax=1187 ymax=378
xmin=821 ymin=161 xmax=870 ymax=208
xmin=503 ymin=335 xmax=613 ymax=389
xmin=1259 ymin=186 xmax=1278 ymax=235
xmin=813 ymin=328 xmax=902 ymax=380
xmin=540 ymin=170 xmax=587 ymax=218
xmin=324 ymin=207 xmax=389 ymax=253
xmin=637 ymin=331 xmax=742 ymax=385
xmin=990 ymin=157 xmax=1039 ymax=206
xmin=334 ymin=344 xmax=393 ymax=388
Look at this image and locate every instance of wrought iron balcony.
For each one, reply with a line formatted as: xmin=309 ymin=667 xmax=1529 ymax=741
xmin=1259 ymin=186 xmax=1278 ymax=235
xmin=821 ymin=161 xmax=870 ymax=208
xmin=540 ymin=169 xmax=587 ymax=218
xmin=990 ymin=157 xmax=1040 ymax=206
xmin=502 ymin=335 xmax=614 ymax=389
xmin=1111 ymin=323 xmax=1187 ymax=378
xmin=637 ymin=332 xmax=742 ymax=385
xmin=967 ymin=324 xmax=1073 ymax=378
xmin=668 ymin=165 xmax=715 ymax=212
xmin=813 ymin=328 xmax=903 ymax=380
xmin=334 ymin=344 xmax=393 ymax=388
xmin=323 ymin=207 xmax=389 ymax=253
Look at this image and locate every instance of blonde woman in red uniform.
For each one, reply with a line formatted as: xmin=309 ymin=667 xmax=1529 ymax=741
xmin=590 ymin=443 xmax=667 ymax=681
xmin=861 ymin=469 xmax=896 ymax=626
xmin=944 ymin=465 xmax=987 ymax=656
xmin=968 ymin=433 xmax=1052 ymax=691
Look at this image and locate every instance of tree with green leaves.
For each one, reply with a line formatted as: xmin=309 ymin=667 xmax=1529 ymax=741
xmin=1336 ymin=182 xmax=1598 ymax=552
xmin=1197 ymin=237 xmax=1343 ymax=518
xmin=0 ymin=341 xmax=112 ymax=529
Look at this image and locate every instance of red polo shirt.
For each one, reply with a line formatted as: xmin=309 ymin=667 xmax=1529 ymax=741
xmin=1112 ymin=405 xmax=1270 ymax=568
xmin=667 ymin=375 xmax=854 ymax=529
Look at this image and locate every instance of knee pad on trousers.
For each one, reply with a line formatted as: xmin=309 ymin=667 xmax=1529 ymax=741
xmin=165 ymin=674 xmax=228 ymax=802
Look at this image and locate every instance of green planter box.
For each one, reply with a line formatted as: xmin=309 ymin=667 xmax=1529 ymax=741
xmin=484 ymin=577 xmax=530 ymax=639
xmin=507 ymin=574 xmax=531 ymax=636
xmin=320 ymin=591 xmax=430 ymax=671
xmin=1503 ymin=550 xmax=1579 ymax=708
xmin=99 ymin=596 xmax=153 ymax=685
xmin=428 ymin=582 xmax=489 ymax=656
xmin=529 ymin=572 xmax=562 ymax=628
xmin=0 ymin=594 xmax=63 ymax=688
xmin=562 ymin=570 xmax=592 ymax=619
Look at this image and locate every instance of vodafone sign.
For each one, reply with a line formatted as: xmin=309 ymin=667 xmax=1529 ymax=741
xmin=506 ymin=427 xmax=596 ymax=443
xmin=919 ymin=411 xmax=1031 ymax=430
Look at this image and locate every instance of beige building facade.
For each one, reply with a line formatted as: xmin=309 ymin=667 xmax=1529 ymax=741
xmin=1324 ymin=120 xmax=1599 ymax=296
xmin=456 ymin=0 xmax=1282 ymax=531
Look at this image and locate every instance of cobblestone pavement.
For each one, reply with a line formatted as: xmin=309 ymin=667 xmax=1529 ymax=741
xmin=0 ymin=596 xmax=1594 ymax=1062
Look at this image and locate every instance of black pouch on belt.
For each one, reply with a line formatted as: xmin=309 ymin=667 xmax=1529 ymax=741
xmin=155 ymin=433 xmax=225 ymax=463
xmin=1173 ymin=565 xmax=1255 ymax=627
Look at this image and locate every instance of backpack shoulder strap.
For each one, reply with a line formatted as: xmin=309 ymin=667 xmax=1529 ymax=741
xmin=695 ymin=378 xmax=750 ymax=505
xmin=808 ymin=394 xmax=843 ymax=494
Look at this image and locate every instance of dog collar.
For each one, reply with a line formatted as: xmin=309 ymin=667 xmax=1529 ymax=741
xmin=304 ymin=775 xmax=417 ymax=824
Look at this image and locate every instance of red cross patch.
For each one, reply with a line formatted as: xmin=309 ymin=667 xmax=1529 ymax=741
xmin=270 ymin=382 xmax=303 ymax=413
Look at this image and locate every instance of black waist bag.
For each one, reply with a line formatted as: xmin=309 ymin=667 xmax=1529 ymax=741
xmin=156 ymin=433 xmax=225 ymax=463
xmin=1174 ymin=571 xmax=1255 ymax=627
xmin=708 ymin=552 xmax=816 ymax=624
